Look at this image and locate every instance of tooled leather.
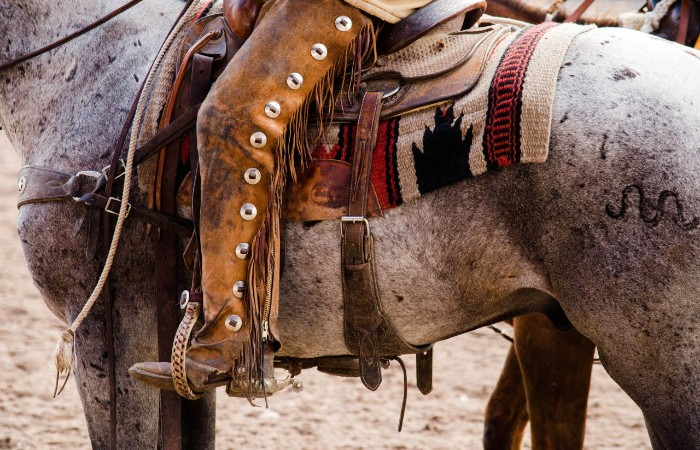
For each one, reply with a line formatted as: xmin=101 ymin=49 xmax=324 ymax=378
xmin=191 ymin=0 xmax=370 ymax=377
xmin=285 ymin=160 xmax=383 ymax=221
xmin=330 ymin=26 xmax=509 ymax=122
xmin=17 ymin=166 xmax=81 ymax=207
xmin=378 ymin=0 xmax=487 ymax=54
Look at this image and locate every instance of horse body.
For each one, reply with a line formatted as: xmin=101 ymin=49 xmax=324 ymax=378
xmin=2 ymin=1 xmax=700 ymax=447
xmin=0 ymin=1 xmax=192 ymax=447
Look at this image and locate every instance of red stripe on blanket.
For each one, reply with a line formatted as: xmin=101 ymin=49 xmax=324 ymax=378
xmin=312 ymin=118 xmax=402 ymax=210
xmin=483 ymin=22 xmax=557 ymax=169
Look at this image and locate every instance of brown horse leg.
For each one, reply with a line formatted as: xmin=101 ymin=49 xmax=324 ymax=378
xmin=514 ymin=313 xmax=595 ymax=450
xmin=484 ymin=344 xmax=529 ymax=450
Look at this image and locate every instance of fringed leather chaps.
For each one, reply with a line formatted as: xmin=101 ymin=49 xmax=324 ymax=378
xmin=132 ymin=0 xmax=373 ymax=396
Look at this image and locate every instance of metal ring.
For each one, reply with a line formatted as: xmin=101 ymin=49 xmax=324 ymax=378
xmin=179 ymin=290 xmax=190 ymax=310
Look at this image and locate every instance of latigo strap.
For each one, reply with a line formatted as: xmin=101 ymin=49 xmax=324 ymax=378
xmin=342 ymin=90 xmax=433 ymax=391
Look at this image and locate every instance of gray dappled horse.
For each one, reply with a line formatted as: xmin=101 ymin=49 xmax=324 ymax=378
xmin=2 ymin=1 xmax=700 ymax=448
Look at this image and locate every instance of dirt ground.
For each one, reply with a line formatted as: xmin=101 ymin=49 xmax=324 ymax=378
xmin=0 ymin=131 xmax=650 ymax=449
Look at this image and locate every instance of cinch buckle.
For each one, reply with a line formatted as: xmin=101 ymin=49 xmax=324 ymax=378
xmin=104 ymin=196 xmax=132 ymax=217
xmin=340 ymin=216 xmax=370 ymax=234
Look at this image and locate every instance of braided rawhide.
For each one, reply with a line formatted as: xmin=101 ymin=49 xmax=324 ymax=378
xmin=172 ymin=301 xmax=203 ymax=400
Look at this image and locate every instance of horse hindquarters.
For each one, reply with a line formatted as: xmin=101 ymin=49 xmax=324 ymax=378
xmin=511 ymin=28 xmax=700 ymax=448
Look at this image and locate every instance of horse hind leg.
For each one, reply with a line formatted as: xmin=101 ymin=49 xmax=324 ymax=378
xmin=483 ymin=342 xmax=529 ymax=450
xmin=514 ymin=313 xmax=595 ymax=450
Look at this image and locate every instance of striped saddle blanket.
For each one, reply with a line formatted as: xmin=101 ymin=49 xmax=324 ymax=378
xmin=310 ymin=22 xmax=594 ymax=211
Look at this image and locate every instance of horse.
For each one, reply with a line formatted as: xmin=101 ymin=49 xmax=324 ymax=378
xmin=481 ymin=3 xmax=699 ymax=448
xmin=3 ymin=1 xmax=700 ymax=449
xmin=483 ymin=314 xmax=595 ymax=450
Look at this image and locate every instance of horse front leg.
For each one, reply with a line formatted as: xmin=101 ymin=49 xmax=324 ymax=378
xmin=483 ymin=343 xmax=529 ymax=450
xmin=514 ymin=313 xmax=595 ymax=450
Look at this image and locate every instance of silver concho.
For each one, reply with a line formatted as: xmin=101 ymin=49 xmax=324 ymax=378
xmin=264 ymin=101 xmax=281 ymax=119
xmin=232 ymin=281 xmax=246 ymax=299
xmin=18 ymin=176 xmax=26 ymax=194
xmin=311 ymin=43 xmax=328 ymax=60
xmin=335 ymin=16 xmax=352 ymax=32
xmin=240 ymin=203 xmax=257 ymax=220
xmin=225 ymin=315 xmax=243 ymax=332
xmin=287 ymin=72 xmax=303 ymax=90
xmin=244 ymin=168 xmax=261 ymax=185
xmin=235 ymin=243 xmax=250 ymax=260
xmin=250 ymin=131 xmax=267 ymax=148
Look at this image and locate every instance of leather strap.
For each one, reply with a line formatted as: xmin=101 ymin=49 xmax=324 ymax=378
xmin=678 ymin=0 xmax=691 ymax=44
xmin=0 ymin=0 xmax=146 ymax=72
xmin=132 ymin=104 xmax=200 ymax=167
xmin=17 ymin=166 xmax=100 ymax=207
xmin=564 ymin=0 xmax=597 ymax=23
xmin=416 ymin=348 xmax=433 ymax=395
xmin=80 ymin=193 xmax=193 ymax=235
xmin=378 ymin=0 xmax=487 ymax=54
xmin=342 ymin=91 xmax=385 ymax=390
xmin=102 ymin=81 xmax=145 ymax=450
xmin=341 ymin=91 xmax=433 ymax=392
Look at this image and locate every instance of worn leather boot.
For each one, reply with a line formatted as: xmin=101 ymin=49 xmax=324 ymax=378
xmin=130 ymin=0 xmax=372 ymax=398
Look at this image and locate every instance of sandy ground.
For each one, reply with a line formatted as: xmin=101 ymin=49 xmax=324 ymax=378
xmin=0 ymin=131 xmax=650 ymax=449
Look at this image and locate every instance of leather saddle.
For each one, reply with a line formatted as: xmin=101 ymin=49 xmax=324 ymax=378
xmin=162 ymin=0 xmax=499 ymax=393
xmin=175 ymin=3 xmax=506 ymax=223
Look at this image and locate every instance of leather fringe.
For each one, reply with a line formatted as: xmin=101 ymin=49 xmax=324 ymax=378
xmin=234 ymin=22 xmax=378 ymax=398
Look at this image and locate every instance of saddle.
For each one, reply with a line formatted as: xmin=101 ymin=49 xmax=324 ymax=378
xmin=16 ymin=0 xmax=502 ymax=407
xmin=163 ymin=0 xmax=500 ymax=393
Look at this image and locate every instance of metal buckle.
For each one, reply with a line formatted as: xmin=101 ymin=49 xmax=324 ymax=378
xmin=341 ymin=216 xmax=370 ymax=233
xmin=101 ymin=159 xmax=126 ymax=181
xmin=382 ymin=85 xmax=401 ymax=100
xmin=104 ymin=196 xmax=131 ymax=217
xmin=72 ymin=170 xmax=103 ymax=201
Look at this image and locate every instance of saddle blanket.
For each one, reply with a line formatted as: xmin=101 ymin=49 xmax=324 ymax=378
xmin=312 ymin=22 xmax=595 ymax=209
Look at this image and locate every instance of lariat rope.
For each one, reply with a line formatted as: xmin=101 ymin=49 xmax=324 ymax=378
xmin=53 ymin=0 xmax=209 ymax=393
xmin=641 ymin=0 xmax=678 ymax=33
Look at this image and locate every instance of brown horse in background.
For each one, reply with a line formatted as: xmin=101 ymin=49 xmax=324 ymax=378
xmin=484 ymin=315 xmax=595 ymax=449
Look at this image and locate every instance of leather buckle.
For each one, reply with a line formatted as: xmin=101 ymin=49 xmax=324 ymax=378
xmin=105 ymin=197 xmax=132 ymax=217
